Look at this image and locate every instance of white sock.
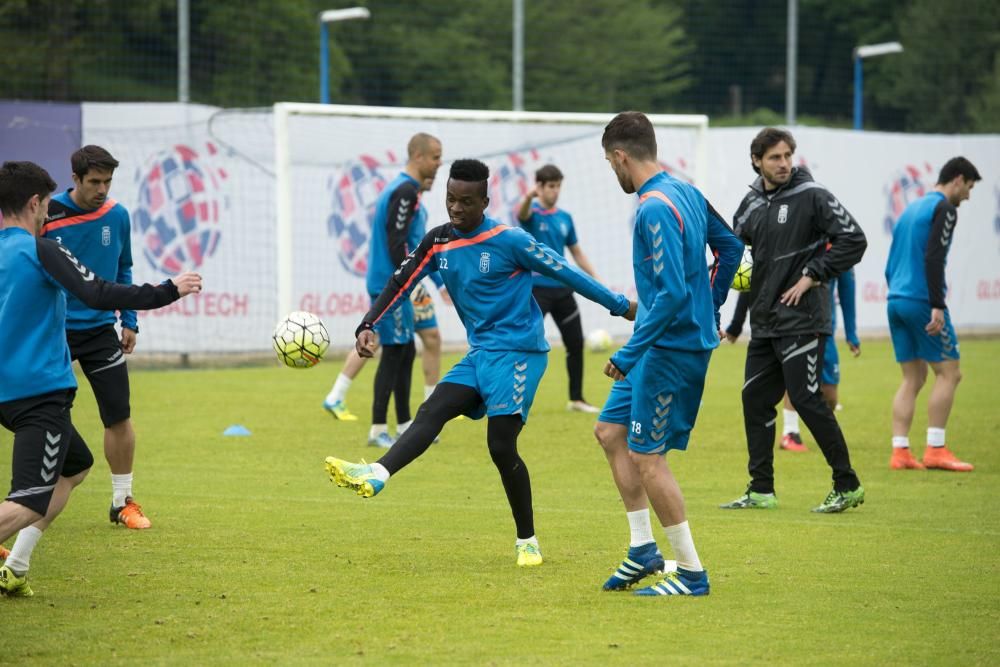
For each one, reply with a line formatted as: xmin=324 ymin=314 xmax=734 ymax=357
xmin=397 ymin=420 xmax=413 ymax=435
xmin=626 ymin=508 xmax=655 ymax=547
xmin=369 ymin=424 xmax=388 ymax=439
xmin=515 ymin=535 xmax=539 ymax=547
xmin=892 ymin=436 xmax=910 ymax=449
xmin=782 ymin=409 xmax=799 ymax=435
xmin=663 ymin=520 xmax=703 ymax=572
xmin=112 ymin=473 xmax=133 ymax=508
xmin=371 ymin=462 xmax=391 ymax=482
xmin=325 ymin=373 xmax=353 ymax=405
xmin=424 ymin=384 xmax=436 ymax=401
xmin=927 ymin=427 xmax=946 ymax=447
xmin=6 ymin=526 xmax=43 ymax=575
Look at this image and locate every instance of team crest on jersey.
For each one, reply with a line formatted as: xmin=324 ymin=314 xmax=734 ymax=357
xmin=777 ymin=204 xmax=789 ymax=224
xmin=101 ymin=225 xmax=111 ymax=246
xmin=479 ymin=252 xmax=491 ymax=273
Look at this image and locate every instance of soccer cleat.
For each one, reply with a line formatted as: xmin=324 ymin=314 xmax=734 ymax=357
xmin=634 ymin=567 xmax=709 ymax=597
xmin=811 ymin=485 xmax=865 ymax=513
xmin=780 ymin=432 xmax=807 ymax=452
xmin=0 ymin=565 xmax=34 ymax=598
xmin=367 ymin=432 xmax=396 ymax=449
xmin=323 ymin=399 xmax=358 ymax=421
xmin=922 ymin=446 xmax=974 ymax=472
xmin=719 ymin=489 xmax=777 ymax=509
xmin=890 ymin=448 xmax=926 ymax=470
xmin=110 ymin=497 xmax=152 ymax=529
xmin=567 ymin=400 xmax=601 ymax=414
xmin=324 ymin=457 xmax=385 ymax=498
xmin=516 ymin=542 xmax=543 ymax=567
xmin=602 ymin=543 xmax=666 ymax=590
xmin=0 ymin=545 xmax=9 ymax=561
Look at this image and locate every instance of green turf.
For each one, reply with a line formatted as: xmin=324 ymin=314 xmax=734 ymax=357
xmin=2 ymin=339 xmax=998 ymax=665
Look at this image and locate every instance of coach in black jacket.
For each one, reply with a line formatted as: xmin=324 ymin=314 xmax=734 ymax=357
xmin=721 ymin=127 xmax=868 ymax=514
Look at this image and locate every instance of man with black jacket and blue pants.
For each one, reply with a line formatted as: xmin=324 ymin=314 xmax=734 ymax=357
xmin=0 ymin=161 xmax=201 ymax=596
xmin=721 ymin=127 xmax=868 ymax=513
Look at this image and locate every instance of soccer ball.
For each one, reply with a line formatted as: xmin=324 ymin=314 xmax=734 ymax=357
xmin=731 ymin=247 xmax=753 ymax=293
xmin=273 ymin=311 xmax=330 ymax=368
xmin=586 ymin=329 xmax=614 ymax=353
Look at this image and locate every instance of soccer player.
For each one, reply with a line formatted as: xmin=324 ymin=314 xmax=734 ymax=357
xmin=885 ymin=157 xmax=981 ymax=471
xmin=360 ymin=133 xmax=443 ymax=448
xmin=596 ymin=111 xmax=743 ymax=596
xmin=324 ymin=159 xmax=636 ymax=567
xmin=517 ymin=164 xmax=602 ymax=413
xmin=40 ymin=145 xmax=154 ymax=528
xmin=720 ymin=127 xmax=867 ymax=513
xmin=0 ymin=161 xmax=201 ymax=596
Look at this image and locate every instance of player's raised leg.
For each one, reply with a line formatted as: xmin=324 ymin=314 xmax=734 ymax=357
xmin=323 ymin=347 xmax=366 ymax=421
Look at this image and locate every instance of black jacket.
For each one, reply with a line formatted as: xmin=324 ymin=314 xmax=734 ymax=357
xmin=733 ymin=167 xmax=867 ymax=338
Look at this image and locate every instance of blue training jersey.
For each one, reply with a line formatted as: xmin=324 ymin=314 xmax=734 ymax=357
xmin=519 ymin=205 xmax=578 ymax=289
xmin=885 ymin=191 xmax=956 ymax=308
xmin=366 ymin=173 xmax=426 ymax=295
xmin=43 ymin=190 xmax=136 ymax=331
xmin=0 ymin=228 xmax=181 ymax=403
xmin=611 ymin=171 xmax=744 ymax=375
xmin=360 ymin=216 xmax=630 ymax=352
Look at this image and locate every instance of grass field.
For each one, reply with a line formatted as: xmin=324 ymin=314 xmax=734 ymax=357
xmin=2 ymin=338 xmax=998 ymax=665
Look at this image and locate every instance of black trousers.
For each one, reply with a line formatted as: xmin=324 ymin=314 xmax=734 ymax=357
xmin=742 ymin=335 xmax=860 ymax=494
xmin=532 ymin=286 xmax=585 ymax=401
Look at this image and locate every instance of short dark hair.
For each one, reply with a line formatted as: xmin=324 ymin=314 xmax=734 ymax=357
xmin=0 ymin=161 xmax=57 ymax=217
xmin=449 ymin=159 xmax=490 ymax=197
xmin=71 ymin=145 xmax=119 ymax=179
xmin=750 ymin=127 xmax=796 ymax=174
xmin=535 ymin=164 xmax=563 ymax=184
xmin=601 ymin=111 xmax=657 ymax=161
xmin=937 ymin=157 xmax=981 ymax=185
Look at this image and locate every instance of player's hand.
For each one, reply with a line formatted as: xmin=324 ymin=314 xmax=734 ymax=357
xmin=120 ymin=328 xmax=137 ymax=354
xmin=356 ymin=329 xmax=378 ymax=358
xmin=848 ymin=341 xmax=861 ymax=357
xmin=925 ymin=308 xmax=945 ymax=336
xmin=439 ymin=286 xmax=453 ymax=306
xmin=724 ymin=332 xmax=739 ymax=344
xmin=622 ymin=299 xmax=638 ymax=321
xmin=779 ymin=276 xmax=816 ymax=307
xmin=172 ymin=272 xmax=203 ymax=296
xmin=604 ymin=360 xmax=626 ymax=381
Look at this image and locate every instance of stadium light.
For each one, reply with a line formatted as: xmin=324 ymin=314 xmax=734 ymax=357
xmin=853 ymin=41 xmax=903 ymax=130
xmin=319 ymin=7 xmax=371 ymax=104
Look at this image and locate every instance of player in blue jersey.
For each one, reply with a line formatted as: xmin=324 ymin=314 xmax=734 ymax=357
xmin=325 ymin=159 xmax=636 ymax=567
xmin=596 ymin=111 xmax=743 ymax=596
xmin=40 ymin=145 xmax=157 ymax=529
xmin=517 ymin=164 xmax=602 ymax=413
xmin=885 ymin=157 xmax=981 ymax=472
xmin=357 ymin=133 xmax=444 ymax=448
xmin=0 ymin=161 xmax=201 ymax=596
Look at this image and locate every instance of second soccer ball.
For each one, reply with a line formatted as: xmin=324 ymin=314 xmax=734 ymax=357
xmin=586 ymin=329 xmax=614 ymax=353
xmin=731 ymin=247 xmax=753 ymax=293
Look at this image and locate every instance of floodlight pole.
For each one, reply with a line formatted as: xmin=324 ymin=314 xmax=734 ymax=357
xmin=319 ymin=7 xmax=371 ymax=104
xmin=785 ymin=0 xmax=797 ymax=125
xmin=513 ymin=0 xmax=524 ymax=111
xmin=178 ymin=0 xmax=189 ymax=102
xmin=853 ymin=41 xmax=903 ymax=130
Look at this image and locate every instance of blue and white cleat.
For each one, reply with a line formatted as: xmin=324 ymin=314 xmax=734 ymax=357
xmin=367 ymin=432 xmax=395 ymax=449
xmin=634 ymin=567 xmax=710 ymax=597
xmin=602 ymin=543 xmax=666 ymax=591
xmin=324 ymin=457 xmax=385 ymax=498
xmin=323 ymin=399 xmax=358 ymax=421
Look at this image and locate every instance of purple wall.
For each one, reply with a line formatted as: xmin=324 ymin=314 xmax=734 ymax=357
xmin=0 ymin=101 xmax=82 ymax=194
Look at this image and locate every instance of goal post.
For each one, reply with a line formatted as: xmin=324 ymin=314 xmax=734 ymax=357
xmin=272 ymin=102 xmax=709 ymax=346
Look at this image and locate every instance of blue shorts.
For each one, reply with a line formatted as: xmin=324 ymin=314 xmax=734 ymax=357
xmin=441 ymin=349 xmax=547 ymax=423
xmin=598 ymin=378 xmax=632 ymax=426
xmin=411 ymin=284 xmax=438 ymax=332
xmin=888 ymin=298 xmax=960 ymax=363
xmin=371 ymin=293 xmax=414 ymax=345
xmin=822 ymin=336 xmax=839 ymax=386
xmin=608 ymin=347 xmax=711 ymax=455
